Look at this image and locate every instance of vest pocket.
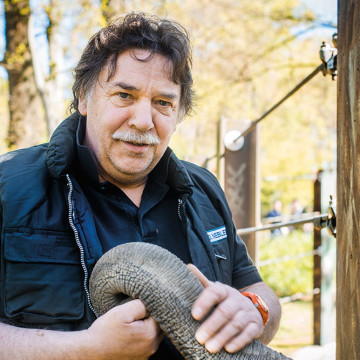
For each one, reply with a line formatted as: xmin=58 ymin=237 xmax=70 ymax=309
xmin=2 ymin=229 xmax=84 ymax=324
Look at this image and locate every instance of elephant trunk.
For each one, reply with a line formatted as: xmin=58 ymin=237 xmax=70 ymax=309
xmin=89 ymin=242 xmax=291 ymax=360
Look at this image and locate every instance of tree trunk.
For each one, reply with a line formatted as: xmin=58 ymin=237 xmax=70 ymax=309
xmin=46 ymin=1 xmax=66 ymax=135
xmin=3 ymin=0 xmax=46 ymax=149
xmin=29 ymin=0 xmax=66 ymax=138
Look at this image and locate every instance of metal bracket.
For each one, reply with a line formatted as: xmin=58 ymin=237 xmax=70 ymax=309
xmin=319 ymin=33 xmax=338 ymax=80
xmin=326 ymin=195 xmax=336 ymax=238
xmin=237 ymin=196 xmax=336 ymax=238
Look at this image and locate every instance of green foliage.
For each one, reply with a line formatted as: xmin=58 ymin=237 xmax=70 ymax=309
xmin=259 ymin=230 xmax=314 ymax=297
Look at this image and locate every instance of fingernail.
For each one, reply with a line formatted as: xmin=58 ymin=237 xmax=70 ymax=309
xmin=195 ymin=330 xmax=208 ymax=344
xmin=206 ymin=339 xmax=220 ymax=353
xmin=192 ymin=306 xmax=203 ymax=319
xmin=225 ymin=343 xmax=237 ymax=353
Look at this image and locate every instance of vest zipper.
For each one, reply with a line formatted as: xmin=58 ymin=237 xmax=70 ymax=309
xmin=66 ymin=174 xmax=98 ymax=317
xmin=177 ymin=198 xmax=183 ymax=221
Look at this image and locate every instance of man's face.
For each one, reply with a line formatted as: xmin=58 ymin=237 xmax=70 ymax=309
xmin=78 ymin=49 xmax=181 ymax=187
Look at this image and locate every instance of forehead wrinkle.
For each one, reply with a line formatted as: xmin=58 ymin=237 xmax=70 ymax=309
xmin=130 ymin=48 xmax=174 ymax=77
xmin=102 ymin=54 xmax=173 ymax=83
xmin=119 ymin=51 xmax=175 ymax=85
xmin=101 ymin=49 xmax=174 ymax=81
xmin=99 ymin=50 xmax=181 ymax=101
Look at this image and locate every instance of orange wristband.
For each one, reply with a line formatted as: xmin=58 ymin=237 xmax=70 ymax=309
xmin=242 ymin=291 xmax=269 ymax=326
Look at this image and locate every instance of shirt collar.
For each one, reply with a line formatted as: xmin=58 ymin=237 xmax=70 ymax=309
xmin=75 ymin=116 xmax=102 ymax=185
xmin=148 ymin=147 xmax=172 ymax=187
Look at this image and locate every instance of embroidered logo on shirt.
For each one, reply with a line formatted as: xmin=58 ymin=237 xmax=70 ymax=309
xmin=207 ymin=226 xmax=227 ymax=243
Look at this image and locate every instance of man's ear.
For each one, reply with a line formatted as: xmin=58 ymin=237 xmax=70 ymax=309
xmin=78 ymin=97 xmax=88 ymax=116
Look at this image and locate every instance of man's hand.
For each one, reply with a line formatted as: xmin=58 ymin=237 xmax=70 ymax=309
xmin=86 ymin=299 xmax=162 ymax=360
xmin=0 ymin=299 xmax=163 ymax=360
xmin=188 ymin=264 xmax=264 ymax=354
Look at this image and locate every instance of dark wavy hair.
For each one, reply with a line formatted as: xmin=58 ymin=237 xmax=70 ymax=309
xmin=69 ymin=12 xmax=194 ymax=118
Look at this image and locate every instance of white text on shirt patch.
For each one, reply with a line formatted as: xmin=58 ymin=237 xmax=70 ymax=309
xmin=207 ymin=226 xmax=227 ymax=243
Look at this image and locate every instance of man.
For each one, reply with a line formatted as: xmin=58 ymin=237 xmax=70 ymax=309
xmin=266 ymin=199 xmax=283 ymax=237
xmin=0 ymin=12 xmax=281 ymax=359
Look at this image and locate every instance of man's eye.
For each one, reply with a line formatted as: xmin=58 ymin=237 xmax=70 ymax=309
xmin=119 ymin=92 xmax=129 ymax=99
xmin=159 ymin=100 xmax=171 ymax=107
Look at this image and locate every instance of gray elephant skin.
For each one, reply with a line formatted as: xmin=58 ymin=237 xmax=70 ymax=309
xmin=89 ymin=242 xmax=292 ymax=360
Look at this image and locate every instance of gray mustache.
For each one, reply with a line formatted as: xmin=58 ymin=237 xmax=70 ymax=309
xmin=111 ymin=131 xmax=160 ymax=145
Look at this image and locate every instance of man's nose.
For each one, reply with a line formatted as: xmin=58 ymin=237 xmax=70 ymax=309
xmin=128 ymin=100 xmax=154 ymax=132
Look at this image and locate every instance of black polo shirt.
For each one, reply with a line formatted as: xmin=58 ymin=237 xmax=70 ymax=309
xmin=74 ymin=117 xmax=188 ymax=359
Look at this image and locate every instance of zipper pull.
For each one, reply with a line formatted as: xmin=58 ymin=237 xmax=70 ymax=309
xmin=177 ymin=198 xmax=183 ymax=221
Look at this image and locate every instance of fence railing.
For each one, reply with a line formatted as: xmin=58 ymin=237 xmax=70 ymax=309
xmin=235 ymin=192 xmax=336 ymax=346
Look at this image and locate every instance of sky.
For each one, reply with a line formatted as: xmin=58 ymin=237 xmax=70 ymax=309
xmin=299 ymin=0 xmax=337 ymax=38
xmin=301 ymin=0 xmax=337 ymax=23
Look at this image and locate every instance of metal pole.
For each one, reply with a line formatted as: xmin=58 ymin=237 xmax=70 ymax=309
xmin=202 ymin=64 xmax=325 ymax=169
xmin=233 ymin=64 xmax=325 ymax=141
xmin=237 ymin=214 xmax=328 ymax=236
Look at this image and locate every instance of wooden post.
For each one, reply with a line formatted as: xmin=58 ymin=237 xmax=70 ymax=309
xmin=223 ymin=119 xmax=260 ymax=265
xmin=337 ymin=1 xmax=360 ymax=358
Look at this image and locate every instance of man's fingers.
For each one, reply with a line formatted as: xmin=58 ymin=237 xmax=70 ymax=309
xmin=202 ymin=312 xmax=261 ymax=353
xmin=118 ymin=299 xmax=149 ymax=322
xmin=224 ymin=322 xmax=262 ymax=353
xmin=187 ymin=263 xmax=211 ymax=288
xmin=194 ymin=292 xmax=238 ymax=341
xmin=187 ymin=267 xmax=266 ymax=354
xmin=191 ymin=281 xmax=228 ymax=321
xmin=194 ymin=294 xmax=252 ymax=350
xmin=118 ymin=300 xmax=162 ymax=341
xmin=190 ymin=281 xmax=265 ymax=354
xmin=199 ymin=306 xmax=247 ymax=341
